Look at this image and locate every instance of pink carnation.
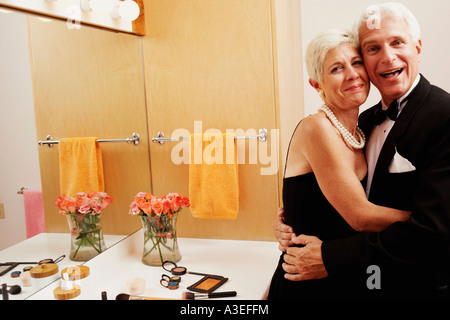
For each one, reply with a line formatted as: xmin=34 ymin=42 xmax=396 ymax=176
xmin=78 ymin=203 xmax=91 ymax=214
xmin=129 ymin=201 xmax=141 ymax=215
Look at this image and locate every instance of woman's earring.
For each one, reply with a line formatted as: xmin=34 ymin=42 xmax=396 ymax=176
xmin=318 ymin=90 xmax=325 ymax=99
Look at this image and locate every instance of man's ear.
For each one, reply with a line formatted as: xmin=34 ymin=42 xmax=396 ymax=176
xmin=416 ymin=39 xmax=422 ymax=62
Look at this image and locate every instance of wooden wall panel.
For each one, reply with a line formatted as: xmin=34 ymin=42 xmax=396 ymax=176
xmin=143 ymin=0 xmax=280 ymax=240
xmin=28 ymin=16 xmax=150 ymax=235
xmin=272 ymin=0 xmax=305 ymax=204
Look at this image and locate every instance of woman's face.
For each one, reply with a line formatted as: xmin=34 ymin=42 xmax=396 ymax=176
xmin=315 ymin=43 xmax=370 ymax=111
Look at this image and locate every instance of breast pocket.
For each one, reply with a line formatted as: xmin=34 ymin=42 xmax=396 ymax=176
xmin=389 ymin=148 xmax=416 ymax=173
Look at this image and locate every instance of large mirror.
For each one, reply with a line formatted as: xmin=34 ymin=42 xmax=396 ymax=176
xmin=0 ymin=8 xmax=149 ymax=299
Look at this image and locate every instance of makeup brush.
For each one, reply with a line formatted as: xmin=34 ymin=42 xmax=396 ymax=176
xmin=0 ymin=285 xmax=21 ymax=295
xmin=182 ymin=291 xmax=237 ymax=300
xmin=116 ymin=293 xmax=181 ymax=300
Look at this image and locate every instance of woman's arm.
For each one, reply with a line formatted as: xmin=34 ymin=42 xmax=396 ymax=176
xmin=299 ymin=116 xmax=410 ymax=232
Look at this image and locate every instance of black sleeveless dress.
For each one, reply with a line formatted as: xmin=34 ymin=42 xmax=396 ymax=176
xmin=267 ymin=123 xmax=365 ymax=299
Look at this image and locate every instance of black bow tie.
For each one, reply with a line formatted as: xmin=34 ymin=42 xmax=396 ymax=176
xmin=373 ymin=100 xmax=398 ymax=125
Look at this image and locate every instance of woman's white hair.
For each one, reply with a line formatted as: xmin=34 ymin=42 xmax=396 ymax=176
xmin=305 ymin=29 xmax=359 ymax=84
xmin=356 ymin=2 xmax=421 ymax=42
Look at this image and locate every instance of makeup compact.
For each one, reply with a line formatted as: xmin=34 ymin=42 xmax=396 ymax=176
xmin=160 ymin=280 xmax=179 ymax=290
xmin=10 ymin=271 xmax=21 ymax=278
xmin=161 ymin=261 xmax=228 ymax=293
xmin=160 ymin=274 xmax=181 ymax=290
xmin=161 ymin=274 xmax=181 ymax=283
xmin=187 ymin=275 xmax=228 ymax=293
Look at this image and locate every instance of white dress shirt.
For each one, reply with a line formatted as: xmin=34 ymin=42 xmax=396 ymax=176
xmin=365 ymin=74 xmax=421 ymax=197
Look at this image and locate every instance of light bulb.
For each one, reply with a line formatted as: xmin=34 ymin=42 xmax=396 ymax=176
xmin=90 ymin=0 xmax=110 ymax=14
xmin=117 ymin=0 xmax=140 ymax=21
xmin=80 ymin=0 xmax=92 ymax=12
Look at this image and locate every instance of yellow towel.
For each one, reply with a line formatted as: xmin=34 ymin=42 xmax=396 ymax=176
xmin=189 ymin=133 xmax=239 ymax=219
xmin=59 ymin=137 xmax=104 ymax=197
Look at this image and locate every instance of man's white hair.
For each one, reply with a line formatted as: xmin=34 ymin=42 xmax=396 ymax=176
xmin=356 ymin=2 xmax=421 ymax=42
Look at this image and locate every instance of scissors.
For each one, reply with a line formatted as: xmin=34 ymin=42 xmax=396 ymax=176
xmin=161 ymin=260 xmax=224 ymax=278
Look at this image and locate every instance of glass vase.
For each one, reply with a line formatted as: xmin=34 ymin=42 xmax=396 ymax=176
xmin=66 ymin=212 xmax=106 ymax=261
xmin=140 ymin=214 xmax=182 ymax=266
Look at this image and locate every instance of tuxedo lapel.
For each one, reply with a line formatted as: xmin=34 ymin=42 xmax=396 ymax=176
xmin=369 ymin=75 xmax=431 ymax=197
xmin=358 ymin=102 xmax=381 ymax=139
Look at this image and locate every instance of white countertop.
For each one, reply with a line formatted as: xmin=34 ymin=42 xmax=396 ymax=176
xmin=1 ymin=231 xmax=280 ymax=300
xmin=0 ymin=233 xmax=126 ymax=300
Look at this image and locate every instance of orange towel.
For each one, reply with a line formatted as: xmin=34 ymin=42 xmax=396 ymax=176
xmin=189 ymin=133 xmax=239 ymax=219
xmin=59 ymin=137 xmax=104 ymax=197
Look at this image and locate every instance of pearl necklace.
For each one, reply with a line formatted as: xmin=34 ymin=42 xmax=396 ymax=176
xmin=319 ymin=104 xmax=366 ymax=150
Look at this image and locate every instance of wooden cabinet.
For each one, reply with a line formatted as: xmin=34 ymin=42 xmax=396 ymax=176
xmin=143 ymin=0 xmax=280 ymax=240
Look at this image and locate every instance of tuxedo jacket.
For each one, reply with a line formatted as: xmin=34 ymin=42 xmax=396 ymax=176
xmin=322 ymin=75 xmax=450 ymax=298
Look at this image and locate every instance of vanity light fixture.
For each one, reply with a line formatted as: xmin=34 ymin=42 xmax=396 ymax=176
xmin=80 ymin=0 xmax=92 ymax=12
xmin=111 ymin=0 xmax=140 ymax=21
xmin=89 ymin=0 xmax=111 ymax=14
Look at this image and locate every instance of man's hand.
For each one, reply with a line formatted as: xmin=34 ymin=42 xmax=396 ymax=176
xmin=272 ymin=207 xmax=295 ymax=252
xmin=282 ymin=234 xmax=328 ymax=281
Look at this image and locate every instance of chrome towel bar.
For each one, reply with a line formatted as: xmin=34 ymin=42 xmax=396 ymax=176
xmin=38 ymin=133 xmax=140 ymax=147
xmin=152 ymin=128 xmax=267 ymax=145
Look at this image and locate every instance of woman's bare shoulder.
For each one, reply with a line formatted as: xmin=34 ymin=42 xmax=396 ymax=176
xmin=296 ymin=112 xmax=336 ymax=141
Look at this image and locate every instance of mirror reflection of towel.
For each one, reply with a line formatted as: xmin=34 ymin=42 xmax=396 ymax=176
xmin=189 ymin=133 xmax=239 ymax=219
xmin=59 ymin=137 xmax=104 ymax=197
xmin=23 ymin=190 xmax=46 ymax=238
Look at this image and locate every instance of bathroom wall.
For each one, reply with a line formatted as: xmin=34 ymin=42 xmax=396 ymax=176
xmin=0 ymin=10 xmax=41 ymax=250
xmin=300 ymin=0 xmax=450 ymax=116
xmin=143 ymin=0 xmax=281 ymax=240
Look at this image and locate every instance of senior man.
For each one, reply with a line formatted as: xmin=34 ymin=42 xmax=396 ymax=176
xmin=274 ymin=2 xmax=450 ymax=298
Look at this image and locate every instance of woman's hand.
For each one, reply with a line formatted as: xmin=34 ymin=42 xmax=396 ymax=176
xmin=272 ymin=207 xmax=296 ymax=251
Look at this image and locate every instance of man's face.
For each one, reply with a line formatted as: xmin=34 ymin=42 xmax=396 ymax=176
xmin=359 ymin=16 xmax=422 ymax=105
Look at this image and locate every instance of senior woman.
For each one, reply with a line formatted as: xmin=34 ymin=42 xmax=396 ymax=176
xmin=266 ymin=29 xmax=410 ymax=299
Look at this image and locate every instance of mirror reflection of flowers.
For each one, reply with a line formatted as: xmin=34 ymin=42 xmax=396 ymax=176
xmin=55 ymin=192 xmax=114 ymax=259
xmin=129 ymin=192 xmax=190 ymax=264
